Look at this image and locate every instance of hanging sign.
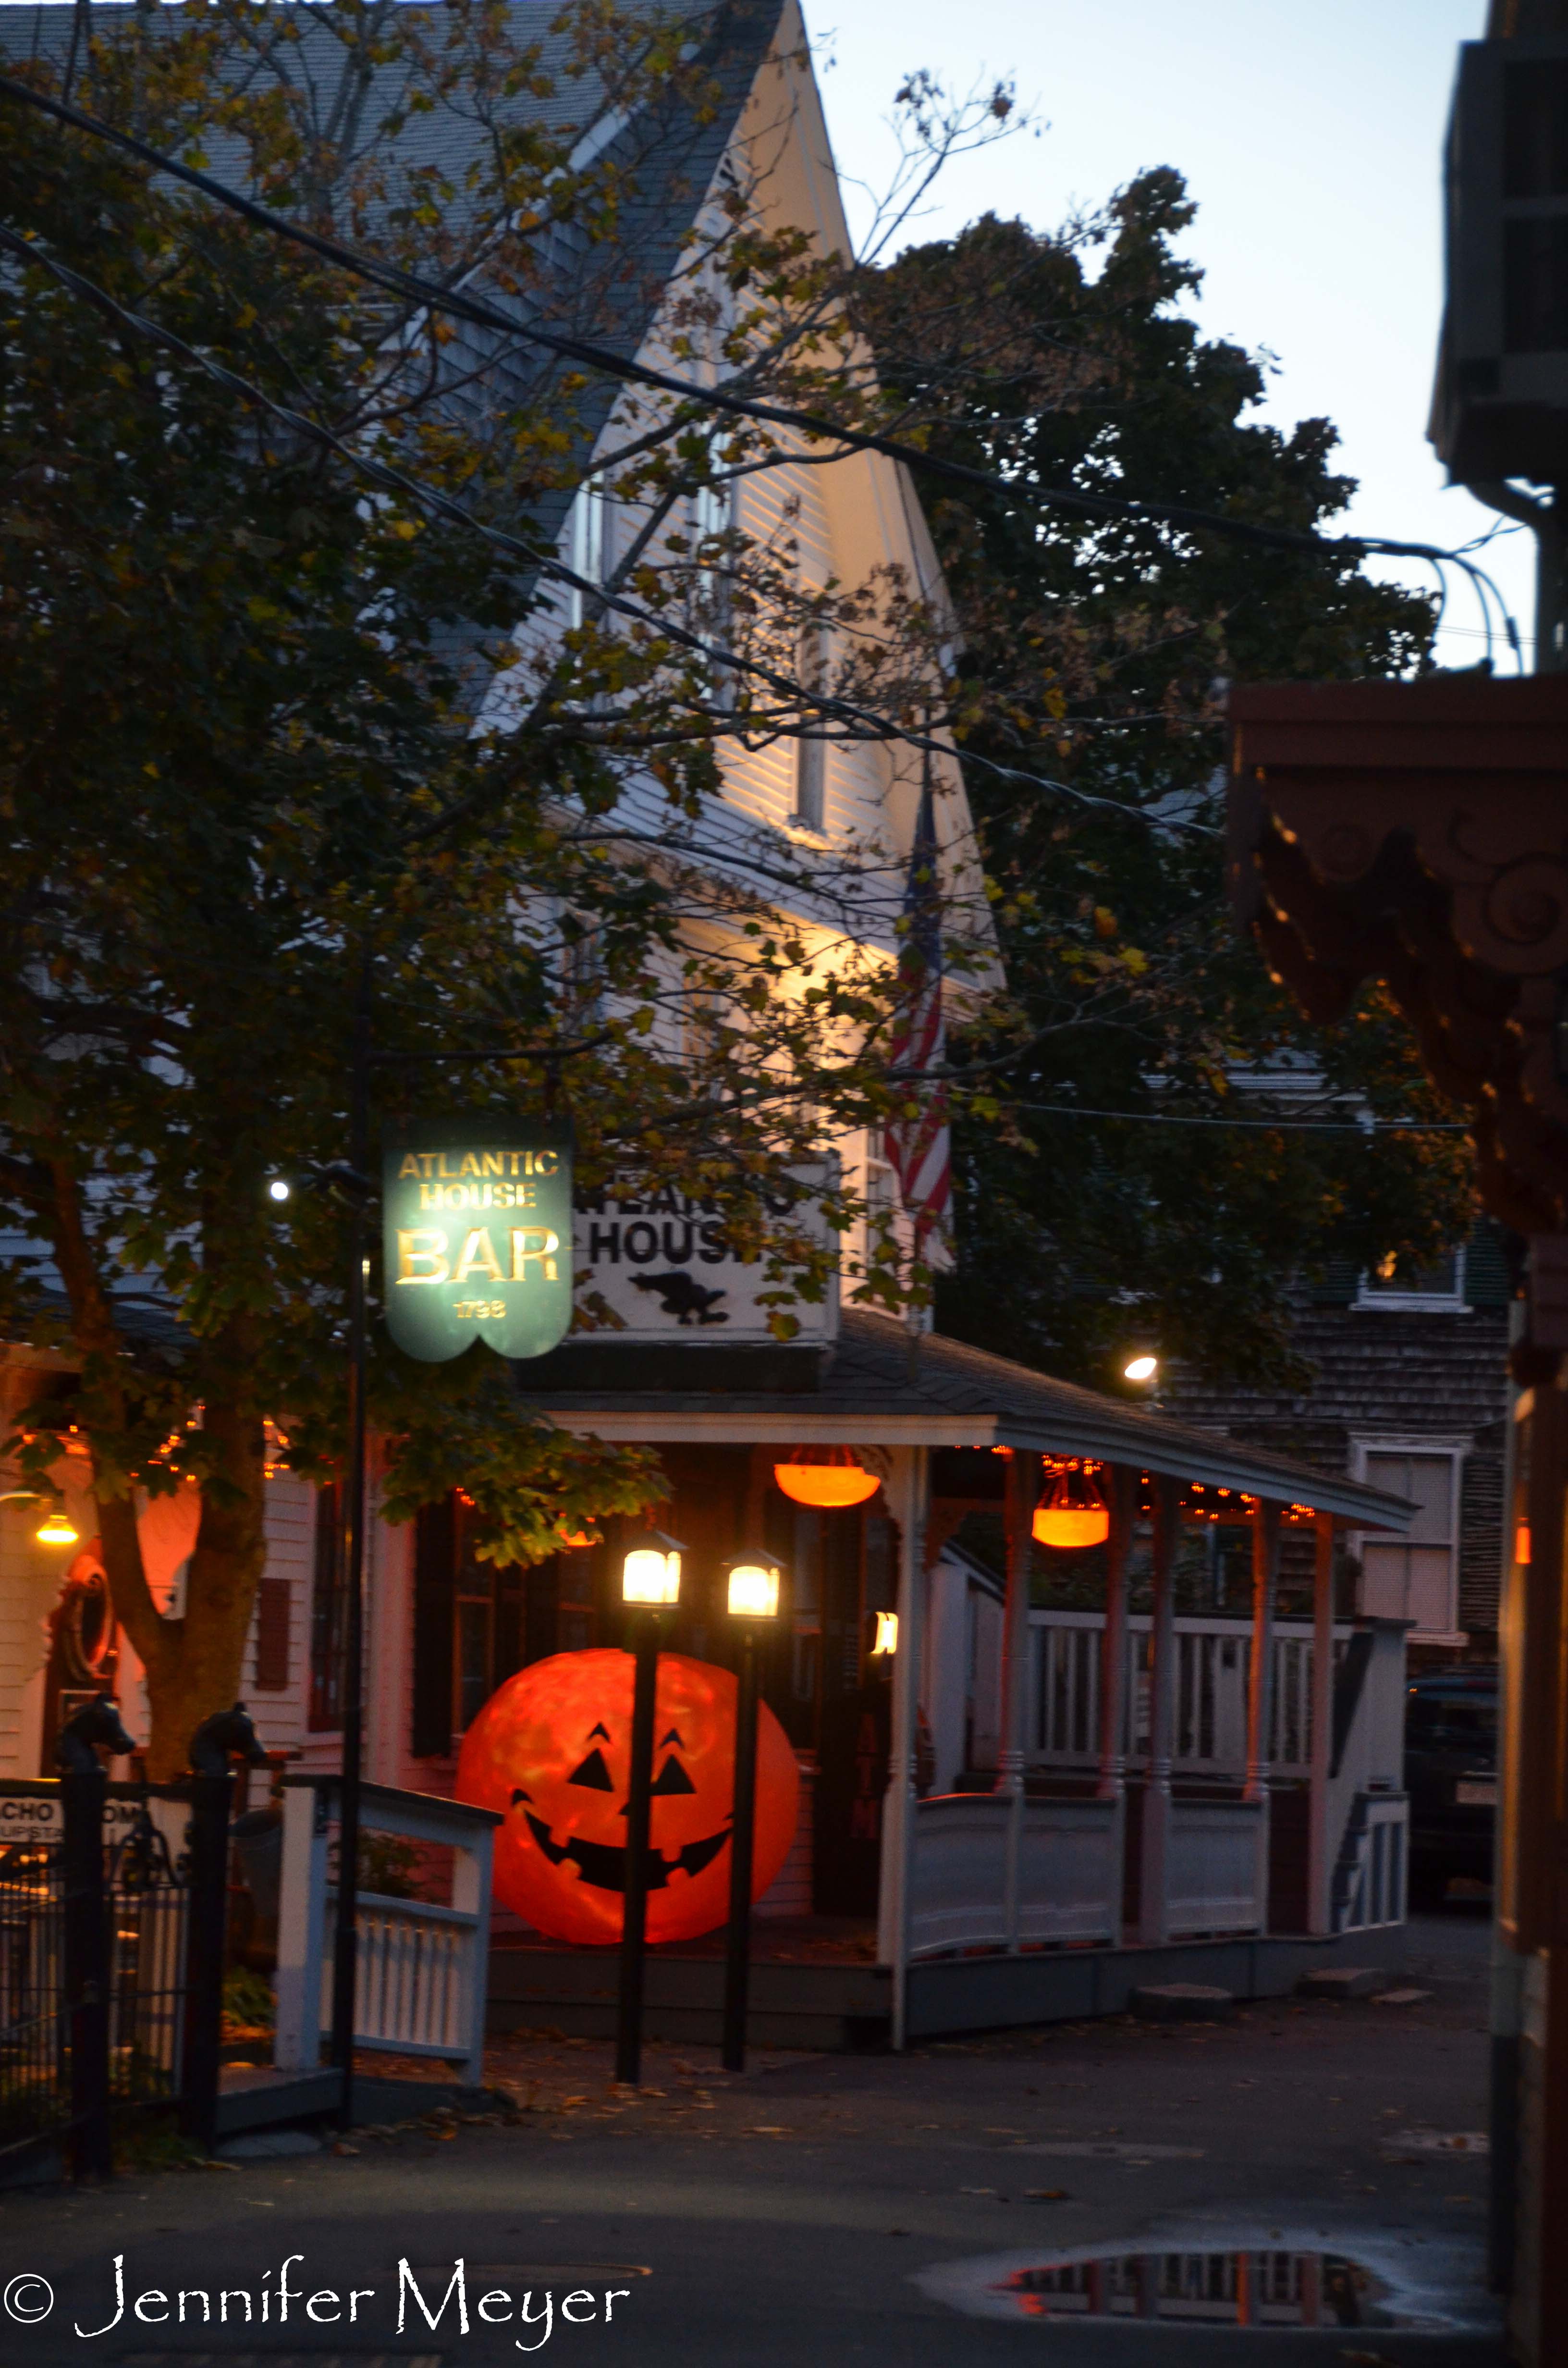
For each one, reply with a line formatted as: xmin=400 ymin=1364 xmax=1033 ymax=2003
xmin=572 ymin=1163 xmax=838 ymax=1345
xmin=383 ymin=1125 xmax=574 ymax=1363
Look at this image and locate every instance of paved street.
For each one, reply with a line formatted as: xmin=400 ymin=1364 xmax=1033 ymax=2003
xmin=0 ymin=1911 xmax=1504 ymax=2368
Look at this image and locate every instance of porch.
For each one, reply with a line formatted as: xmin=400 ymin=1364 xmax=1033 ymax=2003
xmin=518 ymin=1310 xmax=1417 ymax=2044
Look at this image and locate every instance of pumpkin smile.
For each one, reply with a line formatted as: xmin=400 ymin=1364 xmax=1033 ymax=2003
xmin=512 ymin=1792 xmax=731 ymax=1893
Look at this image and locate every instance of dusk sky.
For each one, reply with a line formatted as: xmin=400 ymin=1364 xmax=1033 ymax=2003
xmin=814 ymin=1 xmax=1528 ymax=669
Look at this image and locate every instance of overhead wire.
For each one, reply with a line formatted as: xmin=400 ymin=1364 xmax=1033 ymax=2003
xmin=0 ymin=70 xmax=1524 ymax=659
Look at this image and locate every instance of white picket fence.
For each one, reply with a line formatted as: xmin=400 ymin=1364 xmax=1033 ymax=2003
xmin=1029 ymin=1613 xmax=1350 ymax=1777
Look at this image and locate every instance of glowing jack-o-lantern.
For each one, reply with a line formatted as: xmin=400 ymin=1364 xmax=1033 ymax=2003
xmin=455 ymin=1648 xmax=800 ymax=1948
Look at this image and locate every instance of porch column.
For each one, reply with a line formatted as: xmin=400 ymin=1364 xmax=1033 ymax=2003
xmin=1245 ymin=1499 xmax=1283 ymax=1931
xmin=997 ymin=1449 xmax=1035 ymax=1949
xmin=1306 ymin=1509 xmax=1335 ymax=1935
xmin=1096 ymin=1466 xmax=1135 ymax=1802
xmin=876 ymin=1444 xmax=929 ymax=2050
xmin=1139 ymin=1475 xmax=1181 ymax=1946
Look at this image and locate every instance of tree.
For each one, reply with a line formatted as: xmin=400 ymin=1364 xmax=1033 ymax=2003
xmin=0 ymin=1 xmax=1012 ymax=1772
xmin=862 ymin=175 xmax=1477 ymax=1389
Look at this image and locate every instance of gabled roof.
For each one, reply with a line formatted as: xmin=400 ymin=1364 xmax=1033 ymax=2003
xmin=518 ymin=1307 xmax=1418 ymax=1527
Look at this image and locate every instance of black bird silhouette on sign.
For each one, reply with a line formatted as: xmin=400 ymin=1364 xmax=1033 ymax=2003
xmin=632 ymin=1272 xmax=729 ymax=1325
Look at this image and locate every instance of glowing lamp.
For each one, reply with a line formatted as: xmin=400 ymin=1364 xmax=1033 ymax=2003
xmin=1032 ymin=1464 xmax=1110 ymax=1551
xmin=1516 ymin=1520 xmax=1532 ymax=1567
xmin=772 ymin=1445 xmax=879 ymax=1508
xmin=727 ymin=1559 xmax=782 ymax=1620
xmin=267 ymin=1177 xmax=291 ymax=1203
xmin=621 ymin=1531 xmax=683 ymax=1605
xmin=869 ymin=1610 xmax=898 ymax=1656
xmin=558 ymin=1527 xmax=597 ymax=1551
xmin=36 ymin=1512 xmax=80 ymax=1547
xmin=1123 ymin=1354 xmax=1158 ymax=1383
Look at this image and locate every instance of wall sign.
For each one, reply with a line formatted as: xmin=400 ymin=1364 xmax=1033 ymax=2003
xmin=383 ymin=1126 xmax=573 ymax=1363
xmin=572 ymin=1165 xmax=838 ymax=1345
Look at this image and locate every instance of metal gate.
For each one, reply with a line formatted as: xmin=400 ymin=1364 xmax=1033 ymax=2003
xmin=0 ymin=1772 xmax=229 ymax=2179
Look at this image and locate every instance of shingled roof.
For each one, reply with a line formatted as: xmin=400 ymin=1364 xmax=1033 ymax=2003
xmin=518 ymin=1308 xmax=1417 ymax=1527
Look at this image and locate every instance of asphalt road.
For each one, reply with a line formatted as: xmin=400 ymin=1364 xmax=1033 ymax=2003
xmin=0 ymin=1908 xmax=1506 ymax=2368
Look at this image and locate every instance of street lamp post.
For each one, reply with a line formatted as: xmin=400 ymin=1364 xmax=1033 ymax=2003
xmin=616 ymin=1534 xmax=682 ymax=2086
xmin=722 ymin=1555 xmax=782 ymax=2074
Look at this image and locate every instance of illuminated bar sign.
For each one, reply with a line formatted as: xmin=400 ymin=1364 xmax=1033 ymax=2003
xmin=383 ymin=1125 xmax=573 ymax=1363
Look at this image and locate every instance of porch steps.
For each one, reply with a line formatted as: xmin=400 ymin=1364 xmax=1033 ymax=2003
xmin=1128 ymin=1983 xmax=1235 ymax=2021
xmin=1296 ymin=1964 xmax=1388 ymax=2000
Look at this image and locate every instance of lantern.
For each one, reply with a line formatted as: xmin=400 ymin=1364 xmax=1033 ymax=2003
xmin=869 ymin=1609 xmax=898 ymax=1656
xmin=1032 ymin=1463 xmax=1110 ymax=1551
xmin=456 ymin=1649 xmax=799 ymax=1947
xmin=773 ymin=1446 xmax=879 ymax=1508
xmin=727 ymin=1559 xmax=782 ymax=1620
xmin=620 ymin=1532 xmax=683 ymax=1604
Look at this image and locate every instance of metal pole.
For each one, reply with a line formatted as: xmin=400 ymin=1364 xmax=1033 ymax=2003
xmin=61 ymin=1766 xmax=111 ymax=2182
xmin=331 ymin=973 xmax=371 ymax=2131
xmin=722 ymin=1624 xmax=760 ymax=2072
xmin=183 ymin=1770 xmax=233 ymax=2156
xmin=615 ymin=1611 xmax=660 ymax=2085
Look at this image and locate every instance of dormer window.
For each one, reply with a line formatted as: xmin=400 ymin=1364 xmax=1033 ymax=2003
xmin=1355 ymin=1247 xmax=1468 ymax=1312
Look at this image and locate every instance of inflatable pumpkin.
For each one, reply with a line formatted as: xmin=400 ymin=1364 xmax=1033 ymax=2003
xmin=455 ymin=1648 xmax=800 ymax=1947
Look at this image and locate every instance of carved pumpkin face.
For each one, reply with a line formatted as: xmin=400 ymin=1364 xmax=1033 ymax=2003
xmin=455 ymin=1648 xmax=800 ymax=1947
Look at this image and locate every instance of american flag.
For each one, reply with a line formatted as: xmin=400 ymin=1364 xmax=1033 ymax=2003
xmin=882 ymin=776 xmax=952 ymax=1262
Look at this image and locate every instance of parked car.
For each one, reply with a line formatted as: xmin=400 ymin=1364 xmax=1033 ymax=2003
xmin=1403 ymin=1667 xmax=1497 ymax=1908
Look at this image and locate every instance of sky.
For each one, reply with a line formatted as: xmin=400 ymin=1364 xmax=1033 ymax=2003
xmin=810 ymin=0 xmax=1529 ymax=671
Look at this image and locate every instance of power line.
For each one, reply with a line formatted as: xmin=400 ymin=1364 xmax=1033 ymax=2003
xmin=0 ymin=216 xmax=1158 ymax=849
xmin=0 ymin=70 xmax=1521 ymax=653
xmin=1012 ymin=1101 xmax=1470 ymax=1133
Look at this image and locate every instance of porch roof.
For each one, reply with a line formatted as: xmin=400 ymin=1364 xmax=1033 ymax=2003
xmin=516 ymin=1309 xmax=1414 ymax=1529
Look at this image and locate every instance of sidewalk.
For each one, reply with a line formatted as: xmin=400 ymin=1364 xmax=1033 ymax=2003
xmin=0 ymin=1908 xmax=1505 ymax=2366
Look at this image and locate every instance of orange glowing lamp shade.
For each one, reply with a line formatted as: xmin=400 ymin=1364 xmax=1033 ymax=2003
xmin=1032 ymin=1464 xmax=1110 ymax=1551
xmin=772 ymin=1446 xmax=880 ymax=1509
xmin=35 ymin=1512 xmax=80 ymax=1548
xmin=455 ymin=1649 xmax=800 ymax=1947
xmin=1516 ymin=1520 xmax=1532 ymax=1567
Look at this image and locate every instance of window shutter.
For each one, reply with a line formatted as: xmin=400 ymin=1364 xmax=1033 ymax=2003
xmin=412 ymin=1496 xmax=457 ymax=1758
xmin=253 ymin=1577 xmax=292 ymax=1693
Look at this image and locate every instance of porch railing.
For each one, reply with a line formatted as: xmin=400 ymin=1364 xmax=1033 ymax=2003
xmin=273 ymin=1776 xmax=500 ymax=2086
xmin=1029 ymin=1612 xmax=1351 ymax=1777
xmin=907 ymin=1792 xmax=1122 ymax=1960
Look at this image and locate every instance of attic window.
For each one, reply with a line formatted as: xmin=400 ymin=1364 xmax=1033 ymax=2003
xmin=1355 ymin=1247 xmax=1468 ymax=1311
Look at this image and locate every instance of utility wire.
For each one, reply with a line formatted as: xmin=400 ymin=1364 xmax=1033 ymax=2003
xmin=1014 ymin=1102 xmax=1470 ymax=1133
xmin=0 ymin=70 xmax=1521 ymax=653
xmin=0 ymin=215 xmax=1174 ymax=838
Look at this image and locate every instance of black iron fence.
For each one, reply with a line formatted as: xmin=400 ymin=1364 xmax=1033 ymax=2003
xmin=0 ymin=1770 xmax=231 ymax=2178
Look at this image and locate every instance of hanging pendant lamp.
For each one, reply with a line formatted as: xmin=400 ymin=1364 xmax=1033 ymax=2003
xmin=1032 ymin=1461 xmax=1110 ymax=1550
xmin=773 ymin=1445 xmax=880 ymax=1509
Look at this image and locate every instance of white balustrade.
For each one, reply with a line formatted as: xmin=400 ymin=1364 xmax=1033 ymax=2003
xmin=273 ymin=1776 xmax=501 ymax=2085
xmin=1335 ymin=1793 xmax=1409 ymax=1932
xmin=1030 ymin=1613 xmax=1349 ymax=1779
xmin=1165 ymin=1799 xmax=1266 ymax=1936
xmin=906 ymin=1791 xmax=1122 ymax=1959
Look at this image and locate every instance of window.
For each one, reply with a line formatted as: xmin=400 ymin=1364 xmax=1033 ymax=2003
xmin=564 ymin=475 xmax=607 ymax=629
xmin=308 ymin=1484 xmax=347 ymax=1732
xmin=793 ymin=623 xmax=830 ymax=831
xmin=1356 ymin=1247 xmax=1467 ymax=1311
xmin=1358 ymin=1446 xmax=1466 ymax=1642
xmin=410 ymin=1492 xmax=526 ymax=1755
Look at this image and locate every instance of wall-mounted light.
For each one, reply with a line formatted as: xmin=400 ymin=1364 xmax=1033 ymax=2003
xmin=36 ymin=1512 xmax=80 ymax=1548
xmin=727 ymin=1559 xmax=782 ymax=1621
xmin=1123 ymin=1354 xmax=1158 ymax=1383
xmin=621 ymin=1532 xmax=683 ymax=1605
xmin=267 ymin=1177 xmax=292 ymax=1204
xmin=869 ymin=1609 xmax=898 ymax=1656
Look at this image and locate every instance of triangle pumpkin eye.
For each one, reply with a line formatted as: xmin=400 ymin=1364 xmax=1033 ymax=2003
xmin=567 ymin=1746 xmax=614 ymax=1791
xmin=649 ymin=1753 xmax=696 ymax=1796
